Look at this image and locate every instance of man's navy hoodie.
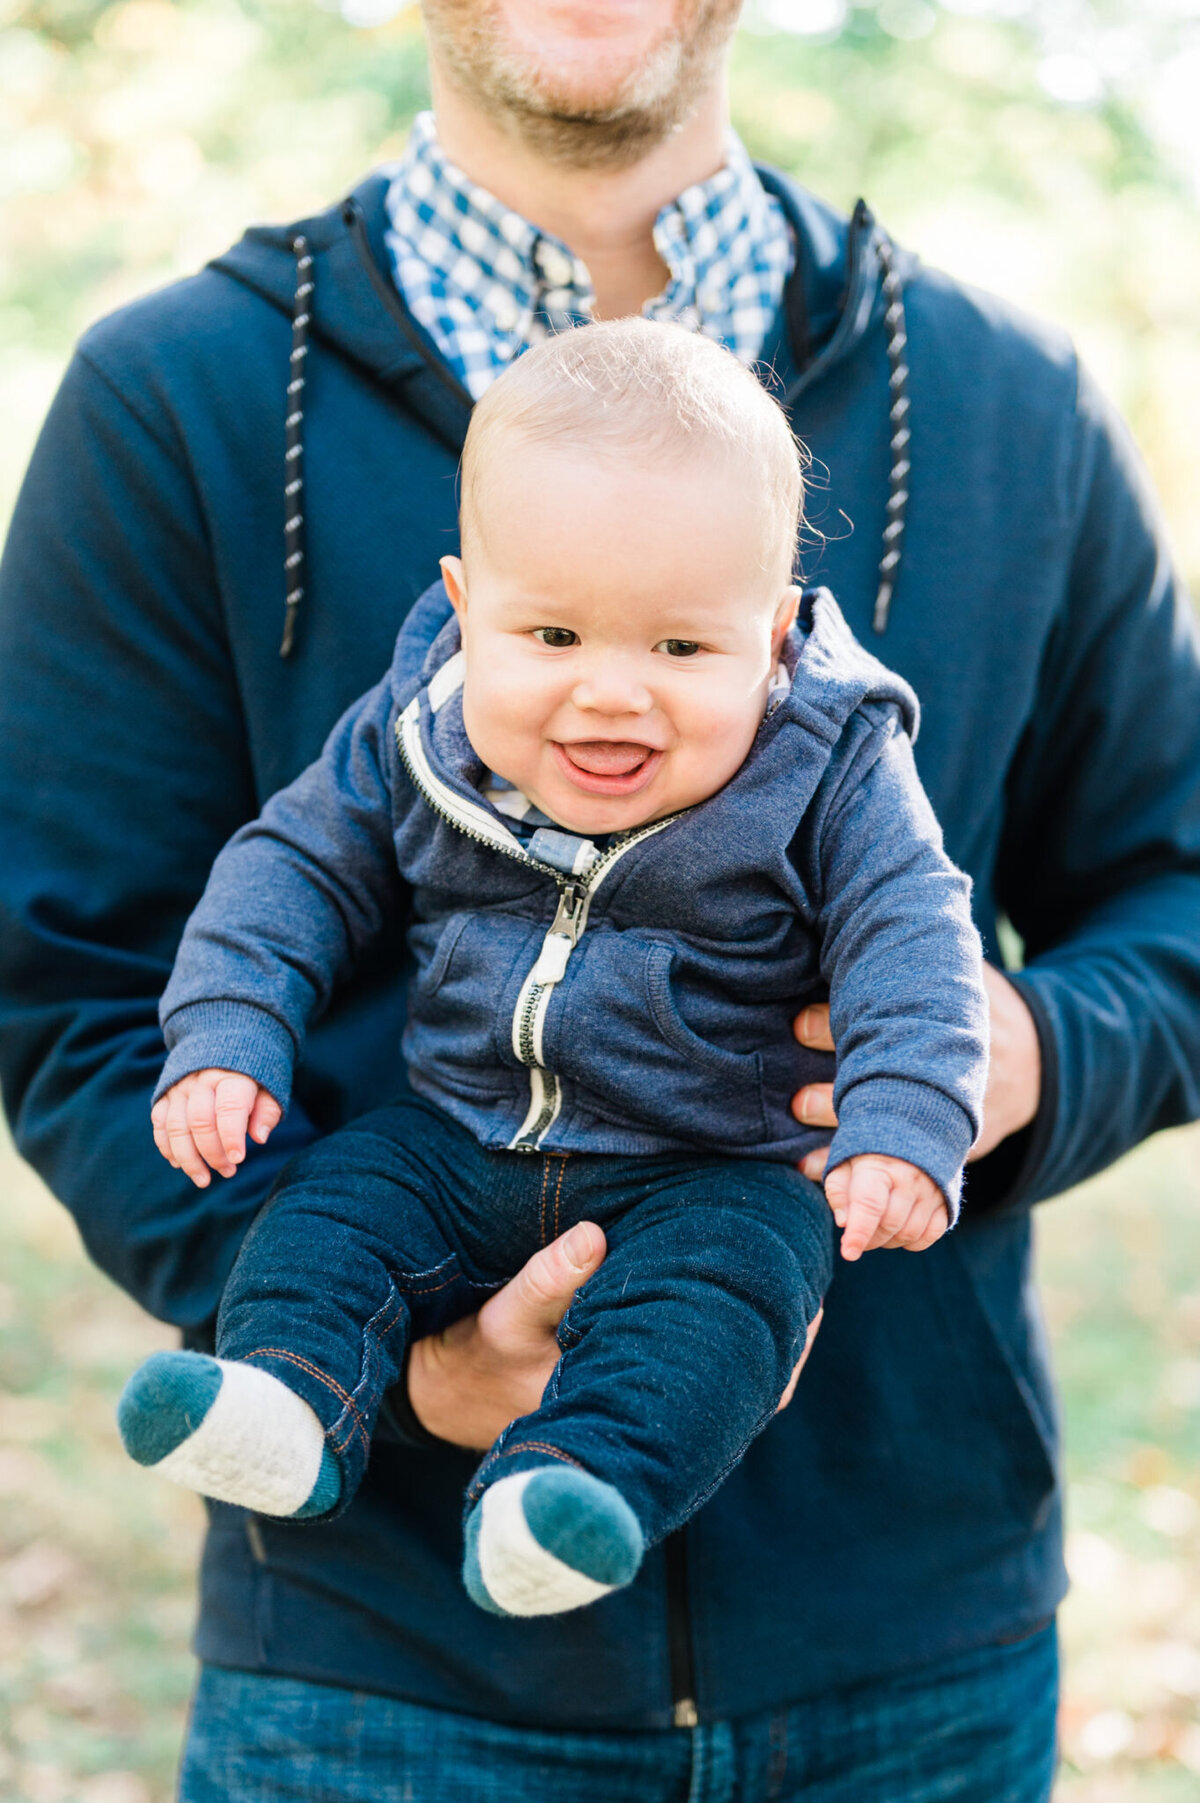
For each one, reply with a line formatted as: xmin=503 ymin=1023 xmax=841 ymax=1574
xmin=1 ymin=168 xmax=1199 ymax=1726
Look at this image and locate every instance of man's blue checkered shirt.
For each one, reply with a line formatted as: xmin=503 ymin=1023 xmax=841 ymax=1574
xmin=384 ymin=112 xmax=794 ymax=399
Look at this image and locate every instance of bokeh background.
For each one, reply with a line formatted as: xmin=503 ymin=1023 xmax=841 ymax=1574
xmin=1 ymin=1 xmax=1199 ymax=1797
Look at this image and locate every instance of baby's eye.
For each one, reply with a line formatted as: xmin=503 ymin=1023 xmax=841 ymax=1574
xmin=655 ymin=639 xmax=702 ymax=658
xmin=532 ymin=627 xmax=579 ymax=648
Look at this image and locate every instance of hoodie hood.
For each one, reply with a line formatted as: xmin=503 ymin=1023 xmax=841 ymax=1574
xmin=209 ymin=169 xmax=916 ymax=659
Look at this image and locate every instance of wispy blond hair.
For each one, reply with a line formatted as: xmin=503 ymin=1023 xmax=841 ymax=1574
xmin=460 ymin=317 xmax=806 ymax=586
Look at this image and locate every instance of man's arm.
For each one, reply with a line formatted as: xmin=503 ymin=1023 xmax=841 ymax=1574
xmin=0 ymin=350 xmax=320 ymax=1330
xmin=989 ymin=367 xmax=1200 ymax=1202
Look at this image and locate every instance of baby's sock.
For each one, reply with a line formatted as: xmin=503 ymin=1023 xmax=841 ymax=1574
xmin=117 ymin=1350 xmax=342 ymax=1519
xmin=463 ymin=1466 xmax=644 ymax=1617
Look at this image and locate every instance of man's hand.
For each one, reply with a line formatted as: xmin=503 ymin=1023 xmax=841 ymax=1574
xmin=408 ymin=1225 xmax=824 ymax=1450
xmin=823 ymin=1155 xmax=948 ymax=1261
xmin=151 ymin=1068 xmax=283 ymax=1187
xmin=407 ymin=1221 xmax=608 ymax=1450
xmin=792 ymin=966 xmax=1040 ymax=1180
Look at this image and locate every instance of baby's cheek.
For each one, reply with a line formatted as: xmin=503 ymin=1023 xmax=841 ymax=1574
xmin=671 ymin=704 xmax=763 ymax=807
xmin=463 ymin=677 xmax=535 ymax=776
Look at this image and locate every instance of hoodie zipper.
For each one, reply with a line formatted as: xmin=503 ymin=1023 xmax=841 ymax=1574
xmin=395 ymin=696 xmax=681 ymax=1151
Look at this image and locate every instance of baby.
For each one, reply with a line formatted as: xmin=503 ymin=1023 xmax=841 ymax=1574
xmin=119 ymin=318 xmax=987 ymax=1619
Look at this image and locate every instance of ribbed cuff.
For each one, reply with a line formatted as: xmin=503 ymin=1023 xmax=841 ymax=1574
xmin=154 ymin=1000 xmax=296 ymax=1110
xmin=825 ymin=1077 xmax=976 ymax=1222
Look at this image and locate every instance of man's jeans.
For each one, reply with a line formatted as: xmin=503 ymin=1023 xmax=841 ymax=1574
xmin=217 ymin=1097 xmax=831 ymax=1543
xmin=179 ymin=1622 xmax=1058 ymax=1801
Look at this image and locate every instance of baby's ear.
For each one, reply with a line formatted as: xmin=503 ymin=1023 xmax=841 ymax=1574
xmin=771 ymin=586 xmax=801 ymax=656
xmin=440 ymin=555 xmax=468 ymax=618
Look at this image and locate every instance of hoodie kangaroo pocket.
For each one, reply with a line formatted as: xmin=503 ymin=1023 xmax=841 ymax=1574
xmin=637 ymin=941 xmax=770 ymax=1145
xmin=404 ymin=910 xmax=543 ymax=1089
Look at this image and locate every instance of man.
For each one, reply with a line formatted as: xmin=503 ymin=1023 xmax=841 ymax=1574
xmin=1 ymin=1 xmax=1198 ymax=1795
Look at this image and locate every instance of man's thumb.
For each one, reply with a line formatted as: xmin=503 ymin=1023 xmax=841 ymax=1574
xmin=502 ymin=1221 xmax=607 ymax=1335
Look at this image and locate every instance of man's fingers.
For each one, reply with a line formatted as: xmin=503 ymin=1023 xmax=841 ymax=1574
xmin=792 ymin=1083 xmax=837 ymax=1129
xmin=248 ymin=1089 xmax=283 ymax=1145
xmin=776 ymin=1307 xmax=824 ymax=1413
xmin=800 ymin=1146 xmax=830 ymax=1181
xmin=486 ymin=1222 xmax=607 ymax=1342
xmin=793 ymin=1003 xmax=835 ymax=1052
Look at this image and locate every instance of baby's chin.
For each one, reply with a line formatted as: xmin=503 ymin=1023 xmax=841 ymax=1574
xmin=531 ymin=787 xmax=662 ymax=838
xmin=531 ymin=769 xmax=703 ymax=839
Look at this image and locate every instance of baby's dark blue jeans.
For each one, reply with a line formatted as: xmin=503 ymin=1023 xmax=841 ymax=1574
xmin=216 ymin=1096 xmax=833 ymax=1546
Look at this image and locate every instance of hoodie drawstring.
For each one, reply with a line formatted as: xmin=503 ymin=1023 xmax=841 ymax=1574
xmin=873 ymin=234 xmax=911 ymax=635
xmin=279 ymin=217 xmax=911 ymax=652
xmin=281 ymin=234 xmax=314 ymax=658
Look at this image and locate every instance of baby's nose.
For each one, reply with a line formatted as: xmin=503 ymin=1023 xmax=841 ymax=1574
xmin=572 ymin=669 xmax=653 ymax=715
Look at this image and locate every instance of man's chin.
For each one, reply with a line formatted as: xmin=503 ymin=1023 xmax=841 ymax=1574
xmin=423 ymin=0 xmax=740 ymax=168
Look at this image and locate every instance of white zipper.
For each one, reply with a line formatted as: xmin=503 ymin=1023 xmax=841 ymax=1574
xmin=396 ymin=698 xmax=534 ymax=865
xmin=504 ymin=822 xmax=678 ymax=1150
xmin=396 ymin=695 xmax=682 ymax=1153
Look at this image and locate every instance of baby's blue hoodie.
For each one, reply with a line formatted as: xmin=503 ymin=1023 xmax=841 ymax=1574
xmin=157 ymin=583 xmax=987 ymax=1211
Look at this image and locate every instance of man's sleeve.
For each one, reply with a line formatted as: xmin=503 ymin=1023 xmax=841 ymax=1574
xmin=156 ymin=676 xmax=406 ymax=1113
xmin=986 ymin=365 xmax=1200 ymax=1207
xmin=0 ymin=349 xmax=319 ymax=1331
xmin=809 ymin=717 xmax=990 ymax=1217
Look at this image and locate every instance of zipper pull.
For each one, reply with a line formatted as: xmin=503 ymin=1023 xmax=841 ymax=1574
xmin=530 ymin=932 xmax=573 ymax=985
xmin=529 ymin=884 xmax=589 ymax=986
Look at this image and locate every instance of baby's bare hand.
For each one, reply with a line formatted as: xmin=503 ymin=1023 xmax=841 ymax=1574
xmin=151 ymin=1069 xmax=281 ymax=1188
xmin=823 ymin=1154 xmax=948 ymax=1262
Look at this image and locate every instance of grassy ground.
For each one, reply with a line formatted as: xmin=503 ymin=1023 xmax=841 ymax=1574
xmin=1 ymin=1120 xmax=1199 ymax=1800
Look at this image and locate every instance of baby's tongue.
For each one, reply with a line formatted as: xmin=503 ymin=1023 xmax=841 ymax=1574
xmin=562 ymin=741 xmax=650 ymax=776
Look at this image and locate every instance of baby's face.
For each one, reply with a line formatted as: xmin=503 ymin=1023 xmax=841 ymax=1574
xmin=443 ymin=444 xmax=796 ymax=838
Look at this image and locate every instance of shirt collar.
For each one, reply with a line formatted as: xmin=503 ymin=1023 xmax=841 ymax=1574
xmin=384 ymin=113 xmax=792 ymax=397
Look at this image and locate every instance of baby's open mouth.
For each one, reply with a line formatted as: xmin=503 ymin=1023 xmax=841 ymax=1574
xmin=552 ymin=740 xmax=663 ymax=797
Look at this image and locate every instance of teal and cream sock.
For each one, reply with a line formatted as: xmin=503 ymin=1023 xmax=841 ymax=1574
xmin=117 ymin=1350 xmax=342 ymax=1519
xmin=463 ymin=1466 xmax=644 ymax=1617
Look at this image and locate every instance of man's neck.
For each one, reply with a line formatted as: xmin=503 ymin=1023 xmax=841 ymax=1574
xmin=429 ymin=65 xmax=730 ymax=320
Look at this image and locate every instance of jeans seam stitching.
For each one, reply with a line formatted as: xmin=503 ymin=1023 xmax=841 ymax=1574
xmin=244 ymin=1348 xmax=370 ymax=1454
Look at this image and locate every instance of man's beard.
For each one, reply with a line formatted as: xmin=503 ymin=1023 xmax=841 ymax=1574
xmin=421 ymin=1 xmax=741 ymax=170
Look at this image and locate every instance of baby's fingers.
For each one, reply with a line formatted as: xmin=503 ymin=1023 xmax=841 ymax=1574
xmin=838 ymin=1166 xmax=893 ymax=1262
xmin=151 ymin=1096 xmax=175 ymax=1168
xmin=247 ymin=1088 xmax=283 ymax=1146
xmin=165 ymin=1085 xmax=211 ymax=1188
xmin=895 ymin=1194 xmax=950 ymax=1253
xmin=186 ymin=1079 xmax=238 ymax=1179
xmin=211 ymin=1074 xmax=260 ymax=1166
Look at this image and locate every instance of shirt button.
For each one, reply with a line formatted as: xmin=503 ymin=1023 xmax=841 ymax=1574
xmin=537 ymin=244 xmax=575 ymax=289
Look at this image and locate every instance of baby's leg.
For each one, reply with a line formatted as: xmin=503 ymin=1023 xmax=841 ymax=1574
xmin=463 ymin=1158 xmax=832 ymax=1617
xmin=118 ymin=1100 xmax=495 ymax=1519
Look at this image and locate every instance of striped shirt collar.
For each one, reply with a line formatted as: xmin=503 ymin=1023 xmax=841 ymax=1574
xmin=384 ymin=112 xmax=793 ymax=400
